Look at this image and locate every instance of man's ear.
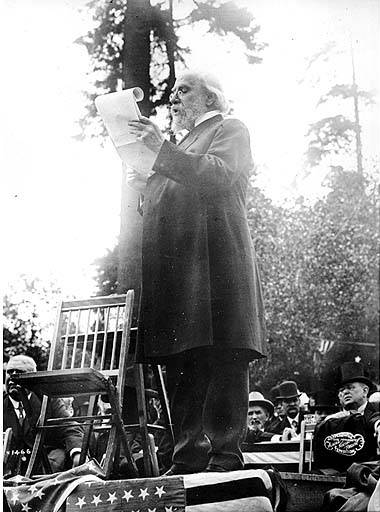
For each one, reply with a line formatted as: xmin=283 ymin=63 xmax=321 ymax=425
xmin=205 ymin=92 xmax=216 ymax=108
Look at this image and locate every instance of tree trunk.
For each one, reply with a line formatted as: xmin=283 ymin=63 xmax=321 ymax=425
xmin=350 ymin=37 xmax=363 ymax=175
xmin=117 ymin=0 xmax=152 ymax=308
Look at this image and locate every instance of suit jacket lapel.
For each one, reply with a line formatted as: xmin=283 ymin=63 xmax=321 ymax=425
xmin=4 ymin=396 xmax=23 ymax=443
xmin=178 ymin=114 xmax=223 ymax=151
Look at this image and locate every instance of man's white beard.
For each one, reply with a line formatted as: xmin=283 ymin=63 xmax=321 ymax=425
xmin=171 ymin=101 xmax=207 ymax=133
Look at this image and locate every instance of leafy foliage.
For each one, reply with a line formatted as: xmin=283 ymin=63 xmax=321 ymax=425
xmin=306 ymin=115 xmax=356 ymax=167
xmin=248 ymin=167 xmax=379 ymax=393
xmin=94 ymin=246 xmax=119 ymax=296
xmin=318 ymin=84 xmax=376 ymax=106
xmin=3 ymin=276 xmax=64 ymax=369
xmin=304 ymin=42 xmax=375 ymax=170
xmin=76 ymin=0 xmax=266 ymax=137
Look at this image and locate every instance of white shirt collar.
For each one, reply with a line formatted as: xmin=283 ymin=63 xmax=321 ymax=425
xmin=9 ymin=394 xmax=31 ymax=409
xmin=326 ymin=401 xmax=368 ymax=420
xmin=287 ymin=413 xmax=299 ymax=426
xmin=194 ymin=110 xmax=222 ymax=127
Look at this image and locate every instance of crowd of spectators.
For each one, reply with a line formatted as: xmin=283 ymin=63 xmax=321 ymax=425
xmin=3 ymin=356 xmax=379 ymax=479
xmin=244 ymin=362 xmax=380 ymax=475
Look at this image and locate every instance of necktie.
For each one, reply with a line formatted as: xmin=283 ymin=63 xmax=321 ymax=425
xmin=292 ymin=420 xmax=298 ymax=430
xmin=16 ymin=402 xmax=24 ymax=426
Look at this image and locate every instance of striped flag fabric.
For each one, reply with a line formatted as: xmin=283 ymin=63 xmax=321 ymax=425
xmin=4 ymin=462 xmax=286 ymax=512
xmin=64 ymin=468 xmax=283 ymax=512
xmin=243 ymin=440 xmax=312 ymax=472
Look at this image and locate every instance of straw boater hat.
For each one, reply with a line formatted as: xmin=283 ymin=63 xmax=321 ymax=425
xmin=277 ymin=380 xmax=301 ymax=400
xmin=339 ymin=362 xmax=372 ymax=388
xmin=248 ymin=391 xmax=274 ymax=416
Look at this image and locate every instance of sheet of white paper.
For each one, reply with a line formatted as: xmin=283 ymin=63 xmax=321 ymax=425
xmin=117 ymin=141 xmax=156 ymax=175
xmin=95 ymin=87 xmax=144 ymax=147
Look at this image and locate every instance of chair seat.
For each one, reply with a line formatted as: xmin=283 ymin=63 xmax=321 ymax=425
xmin=15 ymin=368 xmax=109 ymax=397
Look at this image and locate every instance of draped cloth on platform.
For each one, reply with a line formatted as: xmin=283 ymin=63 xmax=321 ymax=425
xmin=4 ymin=463 xmax=287 ymax=512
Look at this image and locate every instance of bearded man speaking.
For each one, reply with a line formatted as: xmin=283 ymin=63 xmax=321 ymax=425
xmin=128 ymin=70 xmax=267 ymax=474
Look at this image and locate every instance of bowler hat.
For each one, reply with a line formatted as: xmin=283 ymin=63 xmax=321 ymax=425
xmin=277 ymin=380 xmax=300 ymax=400
xmin=269 ymin=385 xmax=281 ymax=403
xmin=309 ymin=389 xmax=339 ymax=413
xmin=339 ymin=362 xmax=372 ymax=388
xmin=248 ymin=391 xmax=274 ymax=416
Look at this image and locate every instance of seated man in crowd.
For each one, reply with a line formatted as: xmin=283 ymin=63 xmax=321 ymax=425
xmin=268 ymin=380 xmax=305 ymax=440
xmin=3 ymin=355 xmax=84 ymax=477
xmin=245 ymin=391 xmax=277 ymax=444
xmin=269 ymin=385 xmax=284 ymax=422
xmin=314 ymin=362 xmax=380 ymax=474
xmin=309 ymin=389 xmax=340 ymax=424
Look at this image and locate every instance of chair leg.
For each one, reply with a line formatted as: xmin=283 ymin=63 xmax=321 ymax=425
xmin=25 ymin=396 xmax=51 ymax=478
xmin=148 ymin=433 xmax=159 ymax=477
xmin=134 ymin=364 xmax=153 ymax=477
xmin=79 ymin=395 xmax=98 ymax=465
xmin=152 ymin=365 xmax=174 ymax=448
xmin=103 ymin=379 xmax=138 ymax=478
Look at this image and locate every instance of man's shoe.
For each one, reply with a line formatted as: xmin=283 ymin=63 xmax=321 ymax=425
xmin=204 ymin=463 xmax=230 ymax=472
xmin=164 ymin=465 xmax=198 ymax=476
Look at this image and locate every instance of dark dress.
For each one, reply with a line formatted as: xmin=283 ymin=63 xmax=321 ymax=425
xmin=137 ymin=115 xmax=266 ymax=362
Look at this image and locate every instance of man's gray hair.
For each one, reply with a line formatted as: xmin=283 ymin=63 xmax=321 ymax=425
xmin=194 ymin=70 xmax=229 ymax=113
xmin=7 ymin=354 xmax=37 ymax=372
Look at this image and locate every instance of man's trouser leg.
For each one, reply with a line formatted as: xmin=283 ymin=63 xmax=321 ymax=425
xmin=166 ymin=348 xmax=249 ymax=472
xmin=203 ymin=350 xmax=249 ymax=471
xmin=166 ymin=351 xmax=210 ymax=473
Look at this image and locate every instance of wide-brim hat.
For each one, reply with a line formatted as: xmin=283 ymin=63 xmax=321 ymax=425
xmin=248 ymin=391 xmax=274 ymax=416
xmin=309 ymin=389 xmax=340 ymax=413
xmin=277 ymin=380 xmax=301 ymax=400
xmin=339 ymin=362 xmax=373 ymax=388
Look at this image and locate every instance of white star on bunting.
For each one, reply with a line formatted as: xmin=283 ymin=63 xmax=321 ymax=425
xmin=122 ymin=489 xmax=133 ymax=502
xmin=139 ymin=487 xmax=149 ymax=500
xmin=148 ymin=509 xmax=157 ymax=512
xmin=155 ymin=486 xmax=166 ymax=498
xmin=21 ymin=504 xmax=31 ymax=512
xmin=91 ymin=494 xmax=102 ymax=506
xmin=11 ymin=492 xmax=19 ymax=505
xmin=107 ymin=492 xmax=117 ymax=504
xmin=165 ymin=507 xmax=174 ymax=512
xmin=28 ymin=484 xmax=38 ymax=493
xmin=35 ymin=488 xmax=45 ymax=500
xmin=75 ymin=496 xmax=87 ymax=509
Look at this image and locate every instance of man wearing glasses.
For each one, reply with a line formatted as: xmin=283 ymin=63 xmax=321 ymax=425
xmin=3 ymin=355 xmax=83 ymax=476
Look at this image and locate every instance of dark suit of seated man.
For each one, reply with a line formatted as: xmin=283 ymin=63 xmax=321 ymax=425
xmin=314 ymin=362 xmax=380 ymax=474
xmin=3 ymin=355 xmax=84 ymax=477
xmin=244 ymin=392 xmax=276 ymax=445
xmin=267 ymin=380 xmax=305 ymax=440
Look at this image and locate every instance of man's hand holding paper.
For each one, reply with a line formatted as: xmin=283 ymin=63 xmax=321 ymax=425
xmin=95 ymin=88 xmax=162 ymax=174
xmin=127 ymin=116 xmax=165 ymax=154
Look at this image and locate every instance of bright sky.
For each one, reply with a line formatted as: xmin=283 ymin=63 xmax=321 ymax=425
xmin=2 ymin=0 xmax=379 ymax=298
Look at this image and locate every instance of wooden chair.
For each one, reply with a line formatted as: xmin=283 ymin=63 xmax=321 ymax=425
xmin=16 ymin=293 xmax=137 ymax=478
xmin=3 ymin=427 xmax=13 ymax=475
xmin=16 ymin=292 xmax=173 ymax=479
xmin=298 ymin=418 xmax=317 ymax=472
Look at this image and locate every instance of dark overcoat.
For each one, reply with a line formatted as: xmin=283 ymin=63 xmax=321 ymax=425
xmin=137 ymin=115 xmax=267 ymax=362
